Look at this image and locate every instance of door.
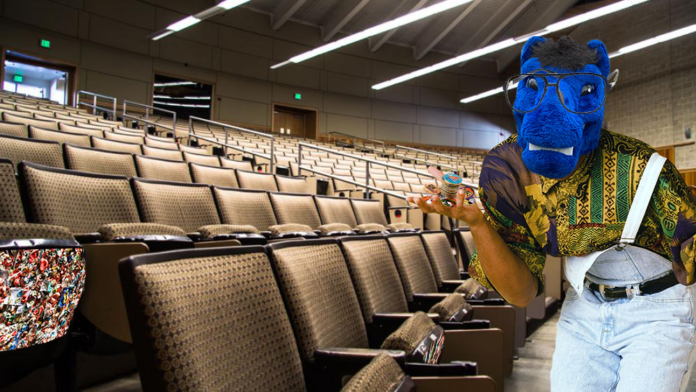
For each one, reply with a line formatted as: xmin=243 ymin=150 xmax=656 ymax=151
xmin=272 ymin=104 xmax=317 ymax=139
xmin=2 ymin=50 xmax=76 ymax=105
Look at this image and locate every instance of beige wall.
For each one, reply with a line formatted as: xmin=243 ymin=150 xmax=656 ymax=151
xmin=0 ymin=0 xmax=515 ymax=150
xmin=571 ymin=0 xmax=696 ymax=169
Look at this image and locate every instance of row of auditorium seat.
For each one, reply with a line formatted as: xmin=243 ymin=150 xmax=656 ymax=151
xmin=119 ymin=232 xmax=513 ymax=391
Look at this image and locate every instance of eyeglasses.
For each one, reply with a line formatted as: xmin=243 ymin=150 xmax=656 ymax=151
xmin=504 ymin=69 xmax=614 ymax=115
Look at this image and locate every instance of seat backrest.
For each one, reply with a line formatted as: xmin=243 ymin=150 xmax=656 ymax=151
xmin=351 ymin=199 xmax=388 ymax=226
xmin=134 ymin=155 xmax=192 ymax=183
xmin=120 ymin=246 xmax=307 ymax=392
xmin=145 ymin=137 xmax=179 ymax=150
xmin=421 ymin=231 xmax=460 ymax=284
xmin=183 ymin=152 xmax=220 ymax=167
xmin=275 ymin=175 xmax=317 ymax=194
xmin=269 ymin=192 xmax=321 ymax=229
xmin=20 ymin=162 xmax=140 ymax=234
xmin=236 ymin=170 xmax=278 ymax=191
xmin=391 ymin=182 xmax=411 ymax=192
xmin=3 ymin=113 xmax=59 ymax=130
xmin=213 ymin=187 xmax=277 ymax=231
xmin=91 ymin=136 xmax=143 ymax=155
xmin=268 ymin=239 xmax=369 ymax=361
xmin=179 ymin=144 xmax=211 ymax=155
xmin=190 ymin=163 xmax=238 ymax=188
xmin=104 ymin=131 xmax=144 ymax=145
xmin=0 ymin=134 xmax=64 ymax=168
xmin=59 ymin=123 xmax=104 ymax=138
xmin=314 ymin=196 xmax=358 ymax=227
xmin=142 ymin=145 xmax=184 ymax=162
xmin=64 ymin=144 xmax=137 ymax=177
xmin=30 ymin=126 xmax=92 ymax=147
xmin=131 ymin=178 xmax=220 ymax=233
xmin=220 ymin=158 xmax=253 ymax=171
xmin=456 ymin=227 xmax=476 ymax=268
xmin=386 ymin=234 xmax=439 ymax=301
xmin=339 ymin=237 xmax=409 ymax=323
xmin=0 ymin=121 xmax=28 ymax=138
xmin=0 ymin=158 xmax=26 ymax=222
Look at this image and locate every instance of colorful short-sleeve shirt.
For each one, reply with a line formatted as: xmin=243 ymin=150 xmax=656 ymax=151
xmin=468 ymin=130 xmax=696 ymax=294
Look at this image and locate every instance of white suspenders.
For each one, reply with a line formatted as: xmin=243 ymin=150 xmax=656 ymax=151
xmin=564 ymin=152 xmax=667 ymax=294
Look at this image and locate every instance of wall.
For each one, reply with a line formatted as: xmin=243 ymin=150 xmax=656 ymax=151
xmin=0 ymin=0 xmax=515 ymax=150
xmin=571 ymin=0 xmax=696 ymax=169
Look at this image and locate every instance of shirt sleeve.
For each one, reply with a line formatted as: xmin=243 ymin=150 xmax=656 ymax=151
xmin=651 ymin=160 xmax=696 ymax=286
xmin=468 ymin=187 xmax=547 ymax=297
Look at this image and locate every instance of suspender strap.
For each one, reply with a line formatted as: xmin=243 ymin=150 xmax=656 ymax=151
xmin=620 ymin=152 xmax=667 ymax=244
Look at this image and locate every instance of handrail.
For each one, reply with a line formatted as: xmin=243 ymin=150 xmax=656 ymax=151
xmin=124 ymin=115 xmax=175 ymax=134
xmin=75 ymin=91 xmax=117 ymax=120
xmin=328 ymin=132 xmax=386 ymax=153
xmin=299 ymin=165 xmax=411 ymax=201
xmin=123 ymin=100 xmax=176 ymax=133
xmin=396 ymin=145 xmax=457 ymax=160
xmin=393 ymin=154 xmax=458 ymax=171
xmin=189 ymin=134 xmax=272 ymax=161
xmin=189 ymin=116 xmax=275 ymax=172
xmin=298 ymin=143 xmax=478 ymax=202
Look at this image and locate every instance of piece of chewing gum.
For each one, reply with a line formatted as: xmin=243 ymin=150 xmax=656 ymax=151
xmin=423 ymin=172 xmax=476 ymax=208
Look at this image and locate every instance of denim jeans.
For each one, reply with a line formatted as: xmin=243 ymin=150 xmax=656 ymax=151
xmin=551 ymin=281 xmax=696 ymax=391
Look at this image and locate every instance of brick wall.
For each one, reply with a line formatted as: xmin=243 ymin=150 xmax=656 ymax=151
xmin=571 ymin=0 xmax=696 ymax=169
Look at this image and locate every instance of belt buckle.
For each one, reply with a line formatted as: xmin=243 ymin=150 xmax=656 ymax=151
xmin=598 ymin=284 xmax=615 ymax=294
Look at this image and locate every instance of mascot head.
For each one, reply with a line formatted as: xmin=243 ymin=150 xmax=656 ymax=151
xmin=510 ymin=36 xmax=618 ymax=179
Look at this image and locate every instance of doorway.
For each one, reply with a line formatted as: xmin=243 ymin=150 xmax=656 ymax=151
xmin=1 ymin=50 xmax=76 ymax=105
xmin=272 ymin=104 xmax=317 ymax=139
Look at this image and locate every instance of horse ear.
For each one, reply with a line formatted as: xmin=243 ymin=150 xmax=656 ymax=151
xmin=587 ymin=40 xmax=610 ymax=77
xmin=521 ymin=36 xmax=545 ymax=65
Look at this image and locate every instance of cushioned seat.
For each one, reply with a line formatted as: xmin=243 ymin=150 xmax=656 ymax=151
xmin=236 ymin=169 xmax=278 ymax=191
xmin=131 ymin=178 xmax=221 ymax=233
xmin=64 ymin=144 xmax=137 ymax=177
xmin=221 ymin=158 xmax=253 ymax=171
xmin=142 ymin=145 xmax=184 ymax=161
xmin=144 ymin=137 xmax=178 ymax=150
xmin=269 ymin=192 xmax=322 ymax=229
xmin=0 ymin=121 xmax=28 ymax=138
xmin=340 ymin=354 xmax=411 ymax=392
xmin=190 ymin=163 xmax=239 ymax=188
xmin=276 ymin=175 xmax=317 ymax=194
xmin=315 ymin=196 xmax=359 ymax=227
xmin=134 ymin=155 xmax=192 ymax=183
xmin=29 ymin=126 xmax=92 ymax=147
xmin=351 ymin=199 xmax=388 ymax=226
xmin=59 ymin=123 xmax=105 ymax=138
xmin=421 ymin=231 xmax=485 ymax=298
xmin=3 ymin=113 xmax=59 ymax=131
xmin=91 ymin=136 xmax=143 ymax=155
xmin=0 ymin=159 xmax=26 ymax=222
xmin=213 ymin=187 xmax=278 ymax=232
xmin=0 ymin=134 xmax=64 ymax=168
xmin=104 ymin=131 xmax=144 ymax=145
xmin=119 ymin=247 xmax=307 ymax=392
xmin=179 ymin=144 xmax=211 ymax=155
xmin=183 ymin=151 xmax=220 ymax=167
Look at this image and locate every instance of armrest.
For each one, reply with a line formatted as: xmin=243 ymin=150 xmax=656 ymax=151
xmin=75 ymin=232 xmax=102 ymax=244
xmin=439 ymin=280 xmax=464 ymax=293
xmin=368 ymin=313 xmax=440 ymax=347
xmin=459 ymin=270 xmax=470 ymax=280
xmin=405 ymin=362 xmax=477 ymax=377
xmin=467 ymin=299 xmax=505 ymax=306
xmin=410 ymin=293 xmax=450 ymax=310
xmin=187 ymin=232 xmax=202 ymax=242
xmin=314 ymin=347 xmax=406 ymax=369
xmin=210 ymin=233 xmax=266 ymax=245
xmin=387 ymin=206 xmax=418 ymax=211
xmin=439 ymin=320 xmax=491 ymax=331
xmin=112 ymin=235 xmax=193 ymax=253
xmin=272 ymin=231 xmax=319 ymax=239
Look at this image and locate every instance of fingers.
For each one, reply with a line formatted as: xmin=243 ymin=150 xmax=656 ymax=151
xmin=456 ymin=187 xmax=466 ymax=206
xmin=408 ymin=195 xmax=436 ymax=214
xmin=427 ymin=166 xmax=444 ymax=182
xmin=429 ymin=195 xmax=452 ymax=217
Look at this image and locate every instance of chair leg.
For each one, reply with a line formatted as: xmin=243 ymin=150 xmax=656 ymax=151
xmin=54 ymin=347 xmax=78 ymax=392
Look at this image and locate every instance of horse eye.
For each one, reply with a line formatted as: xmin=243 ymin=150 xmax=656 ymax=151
xmin=581 ymin=84 xmax=594 ymax=96
xmin=526 ymin=78 xmax=538 ymax=90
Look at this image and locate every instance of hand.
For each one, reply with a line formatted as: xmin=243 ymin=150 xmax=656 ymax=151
xmin=406 ymin=167 xmax=484 ymax=226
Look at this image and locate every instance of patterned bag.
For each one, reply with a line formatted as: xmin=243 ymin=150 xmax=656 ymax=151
xmin=0 ymin=239 xmax=85 ymax=351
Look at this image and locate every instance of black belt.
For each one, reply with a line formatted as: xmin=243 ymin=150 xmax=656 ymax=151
xmin=586 ymin=272 xmax=679 ymax=299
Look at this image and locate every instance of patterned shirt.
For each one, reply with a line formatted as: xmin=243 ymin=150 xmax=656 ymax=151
xmin=468 ymin=130 xmax=696 ymax=295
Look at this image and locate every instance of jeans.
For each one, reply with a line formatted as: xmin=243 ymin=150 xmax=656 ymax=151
xmin=551 ymin=282 xmax=696 ymax=391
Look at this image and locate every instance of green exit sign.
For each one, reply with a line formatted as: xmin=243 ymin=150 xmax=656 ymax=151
xmin=40 ymin=39 xmax=51 ymax=48
xmin=294 ymin=93 xmax=302 ymax=100
xmin=13 ymin=75 xmax=23 ymax=83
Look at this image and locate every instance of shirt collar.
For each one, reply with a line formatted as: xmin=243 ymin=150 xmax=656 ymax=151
xmin=540 ymin=147 xmax=598 ymax=198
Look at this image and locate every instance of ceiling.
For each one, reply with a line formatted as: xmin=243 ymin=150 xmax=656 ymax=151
xmin=243 ymin=0 xmax=591 ymax=72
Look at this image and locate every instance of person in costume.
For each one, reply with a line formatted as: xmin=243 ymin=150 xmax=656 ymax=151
xmin=409 ymin=36 xmax=696 ymax=391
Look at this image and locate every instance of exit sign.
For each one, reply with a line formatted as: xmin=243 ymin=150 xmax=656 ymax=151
xmin=13 ymin=75 xmax=23 ymax=83
xmin=294 ymin=93 xmax=302 ymax=100
xmin=39 ymin=39 xmax=51 ymax=48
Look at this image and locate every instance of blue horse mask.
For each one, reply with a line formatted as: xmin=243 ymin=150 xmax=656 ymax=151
xmin=512 ymin=36 xmax=617 ymax=179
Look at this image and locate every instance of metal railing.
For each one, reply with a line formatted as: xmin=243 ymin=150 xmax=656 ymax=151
xmin=75 ymin=91 xmax=117 ymax=120
xmin=328 ymin=132 xmax=386 ymax=153
xmin=298 ymin=142 xmax=477 ymax=199
xmin=122 ymin=100 xmax=177 ymax=134
xmin=189 ymin=116 xmax=275 ymax=172
xmin=393 ymin=153 xmax=459 ymax=172
xmin=396 ymin=145 xmax=457 ymax=160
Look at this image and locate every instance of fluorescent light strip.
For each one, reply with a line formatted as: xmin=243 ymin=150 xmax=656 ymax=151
xmin=154 ymin=95 xmax=211 ymax=100
xmin=373 ymin=0 xmax=649 ymax=90
xmin=149 ymin=0 xmax=249 ymax=40
xmin=153 ymin=81 xmax=197 ymax=87
xmin=153 ymin=101 xmax=210 ymax=108
xmin=460 ymin=23 xmax=696 ymax=104
xmin=270 ymin=0 xmax=474 ymax=69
